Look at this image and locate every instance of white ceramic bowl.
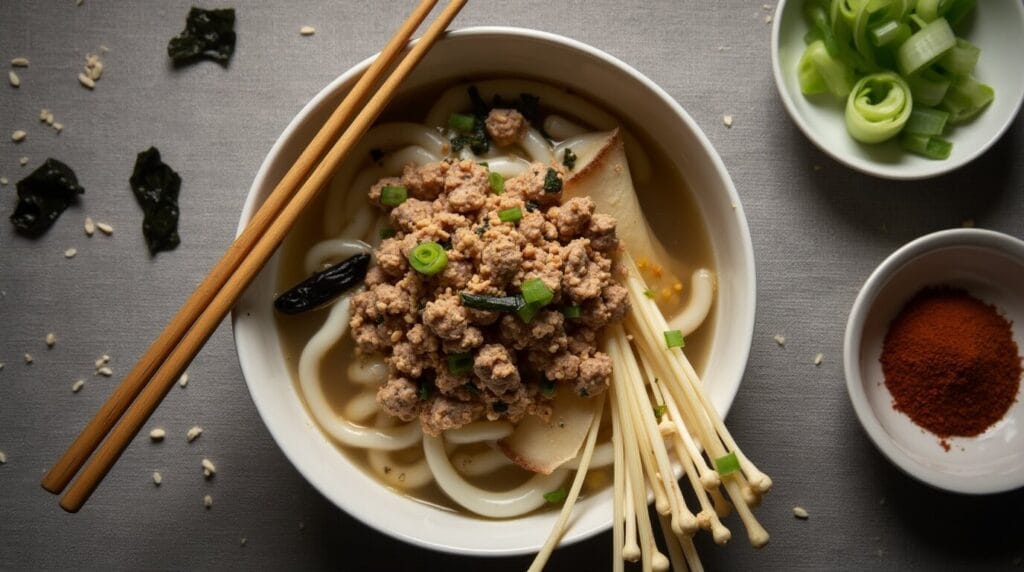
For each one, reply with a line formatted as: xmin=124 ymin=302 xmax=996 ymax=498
xmin=232 ymin=27 xmax=756 ymax=555
xmin=771 ymin=0 xmax=1024 ymax=180
xmin=844 ymin=228 xmax=1024 ymax=494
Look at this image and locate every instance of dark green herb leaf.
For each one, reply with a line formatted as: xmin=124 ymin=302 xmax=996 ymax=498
xmin=379 ymin=227 xmax=396 ymax=240
xmin=130 ymin=147 xmax=182 ymax=255
xmin=540 ymin=379 xmax=556 ymax=398
xmin=418 ymin=380 xmax=433 ymax=401
xmin=274 ymin=254 xmax=371 ymax=315
xmin=543 ymin=487 xmax=568 ymax=504
xmin=167 ymin=7 xmax=236 ymax=67
xmin=468 ymin=85 xmax=489 ymax=116
xmin=562 ymin=148 xmax=577 ymax=170
xmin=10 ymin=159 xmax=84 ymax=237
xmin=653 ymin=404 xmax=668 ymax=422
xmin=543 ymin=168 xmax=563 ymax=194
xmin=524 ymin=200 xmax=540 ymax=213
xmin=516 ymin=93 xmax=541 ymax=123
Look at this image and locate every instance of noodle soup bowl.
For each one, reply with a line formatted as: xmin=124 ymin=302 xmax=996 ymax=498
xmin=233 ymin=28 xmax=756 ymax=554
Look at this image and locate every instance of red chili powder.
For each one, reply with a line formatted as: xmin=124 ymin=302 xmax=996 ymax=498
xmin=880 ymin=287 xmax=1022 ymax=441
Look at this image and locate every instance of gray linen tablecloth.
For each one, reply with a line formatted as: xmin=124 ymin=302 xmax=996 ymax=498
xmin=2 ymin=1 xmax=1022 ymax=570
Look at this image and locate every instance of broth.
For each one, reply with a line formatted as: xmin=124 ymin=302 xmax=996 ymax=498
xmin=274 ymin=77 xmax=717 ymax=514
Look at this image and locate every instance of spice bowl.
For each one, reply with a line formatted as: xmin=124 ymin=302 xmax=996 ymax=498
xmin=844 ymin=228 xmax=1024 ymax=494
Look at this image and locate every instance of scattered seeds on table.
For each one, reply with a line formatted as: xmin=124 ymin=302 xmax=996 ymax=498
xmin=64 ymin=248 xmax=77 ymax=259
xmin=153 ymin=471 xmax=162 ymax=486
xmin=814 ymin=353 xmax=824 ymax=366
xmin=84 ymin=217 xmax=95 ymax=236
xmin=1 ymin=177 xmax=8 ymax=186
xmin=300 ymin=25 xmax=316 ymax=36
xmin=793 ymin=506 xmax=809 ymax=519
xmin=178 ymin=372 xmax=189 ymax=388
xmin=12 ymin=130 xmax=26 ymax=142
xmin=240 ymin=537 xmax=247 ymax=547
xmin=53 ymin=123 xmax=64 ymax=133
xmin=722 ymin=115 xmax=734 ymax=128
xmin=186 ymin=425 xmax=203 ymax=442
xmin=24 ymin=353 xmax=33 ymax=364
xmin=96 ymin=222 xmax=113 ymax=235
xmin=773 ymin=334 xmax=786 ymax=347
xmin=0 ymin=451 xmax=6 ymax=464
xmin=72 ymin=379 xmax=85 ymax=393
xmin=149 ymin=428 xmax=166 ymax=442
xmin=8 ymin=71 xmax=20 ymax=88
xmin=19 ymin=156 xmax=28 ymax=166
xmin=78 ymin=73 xmax=95 ymax=89
xmin=94 ymin=354 xmax=110 ymax=369
xmin=11 ymin=57 xmax=29 ymax=67
xmin=765 ymin=14 xmax=774 ymax=23
xmin=204 ymin=494 xmax=213 ymax=509
xmin=96 ymin=366 xmax=113 ymax=377
xmin=202 ymin=458 xmax=216 ymax=479
xmin=0 ymin=363 xmax=5 ymax=371
xmin=46 ymin=333 xmax=56 ymax=347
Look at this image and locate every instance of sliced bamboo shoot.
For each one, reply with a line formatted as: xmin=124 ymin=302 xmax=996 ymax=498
xmin=498 ymin=389 xmax=598 ymax=475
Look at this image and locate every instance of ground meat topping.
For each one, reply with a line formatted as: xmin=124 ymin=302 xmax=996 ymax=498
xmin=485 ymin=108 xmax=528 ymax=146
xmin=351 ymin=136 xmax=627 ymax=433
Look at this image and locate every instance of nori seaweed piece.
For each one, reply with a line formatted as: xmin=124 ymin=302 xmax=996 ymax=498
xmin=10 ymin=159 xmax=84 ymax=237
xmin=130 ymin=147 xmax=182 ymax=255
xmin=167 ymin=7 xmax=236 ymax=67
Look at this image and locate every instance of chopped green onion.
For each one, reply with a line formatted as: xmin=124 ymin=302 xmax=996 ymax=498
xmin=562 ymin=305 xmax=582 ymax=319
xmin=498 ymin=207 xmax=522 ymax=223
xmin=488 ymin=171 xmax=505 ymax=195
xmin=543 ymin=168 xmax=562 ymax=193
xmin=543 ymin=488 xmax=568 ymax=504
xmin=477 ymin=161 xmax=489 ymax=167
xmin=380 ymin=185 xmax=408 ymax=207
xmin=521 ymin=278 xmax=554 ymax=306
xmin=897 ymin=17 xmax=956 ymax=76
xmin=900 ymin=132 xmax=953 ymax=160
xmin=798 ymin=39 xmax=855 ymax=98
xmin=517 ymin=302 xmax=542 ymax=324
xmin=906 ymin=67 xmax=951 ymax=107
xmin=869 ymin=20 xmax=911 ymax=48
xmin=460 ymin=292 xmax=524 ymax=312
xmin=664 ymin=330 xmax=685 ymax=349
xmin=379 ymin=227 xmax=396 ymax=240
xmin=643 ymin=289 xmax=656 ymax=299
xmin=904 ymin=107 xmax=950 ymax=135
xmin=844 ymin=72 xmax=912 ymax=143
xmin=408 ymin=241 xmax=448 ymax=276
xmin=653 ymin=404 xmax=668 ymax=423
xmin=447 ymin=352 xmax=474 ymax=375
xmin=714 ymin=452 xmax=740 ymax=476
xmin=448 ymin=112 xmax=476 ymax=133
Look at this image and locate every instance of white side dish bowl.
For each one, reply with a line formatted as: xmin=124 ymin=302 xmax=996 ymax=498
xmin=232 ymin=27 xmax=756 ymax=555
xmin=771 ymin=0 xmax=1024 ymax=180
xmin=844 ymin=228 xmax=1024 ymax=494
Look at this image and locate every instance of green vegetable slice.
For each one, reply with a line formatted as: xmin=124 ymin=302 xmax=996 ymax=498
xmin=380 ymin=185 xmax=407 ymax=207
xmin=904 ymin=107 xmax=950 ymax=135
xmin=844 ymin=72 xmax=912 ymax=143
xmin=714 ymin=452 xmax=741 ymax=476
xmin=664 ymin=330 xmax=686 ymax=349
xmin=543 ymin=488 xmax=568 ymax=504
xmin=653 ymin=404 xmax=668 ymax=423
xmin=897 ymin=17 xmax=956 ymax=76
xmin=488 ymin=171 xmax=504 ymax=195
xmin=521 ymin=278 xmax=554 ymax=306
xmin=498 ymin=207 xmax=522 ymax=223
xmin=408 ymin=241 xmax=448 ymax=276
xmin=900 ymin=132 xmax=953 ymax=159
xmin=905 ymin=67 xmax=951 ymax=107
xmin=799 ymin=40 xmax=856 ymax=98
xmin=562 ymin=305 xmax=582 ymax=319
xmin=448 ymin=113 xmax=476 ymax=133
xmin=938 ymin=38 xmax=980 ymax=76
xmin=939 ymin=74 xmax=994 ymax=124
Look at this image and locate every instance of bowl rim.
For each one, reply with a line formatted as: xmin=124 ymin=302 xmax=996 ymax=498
xmin=843 ymin=227 xmax=1024 ymax=494
xmin=232 ymin=25 xmax=757 ymax=554
xmin=770 ymin=0 xmax=1024 ymax=181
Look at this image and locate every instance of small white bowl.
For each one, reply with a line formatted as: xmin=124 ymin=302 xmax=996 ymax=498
xmin=844 ymin=228 xmax=1024 ymax=494
xmin=232 ymin=28 xmax=757 ymax=555
xmin=771 ymin=0 xmax=1024 ymax=180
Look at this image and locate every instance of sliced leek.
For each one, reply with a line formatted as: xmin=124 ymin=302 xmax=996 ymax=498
xmin=845 ymin=72 xmax=913 ymax=143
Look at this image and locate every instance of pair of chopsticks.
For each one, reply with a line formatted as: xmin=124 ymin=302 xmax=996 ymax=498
xmin=41 ymin=0 xmax=467 ymax=513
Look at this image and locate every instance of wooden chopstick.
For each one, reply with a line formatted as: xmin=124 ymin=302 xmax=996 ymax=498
xmin=47 ymin=0 xmax=466 ymax=511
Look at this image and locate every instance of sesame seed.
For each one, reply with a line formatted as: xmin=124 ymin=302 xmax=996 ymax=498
xmin=186 ymin=425 xmax=203 ymax=442
xmin=149 ymin=428 xmax=166 ymax=442
xmin=204 ymin=494 xmax=213 ymax=509
xmin=19 ymin=156 xmax=28 ymax=166
xmin=94 ymin=354 xmax=110 ymax=368
xmin=96 ymin=366 xmax=113 ymax=377
xmin=46 ymin=333 xmax=56 ymax=347
xmin=153 ymin=471 xmax=162 ymax=485
xmin=300 ymin=25 xmax=316 ymax=36
xmin=202 ymin=458 xmax=216 ymax=479
xmin=53 ymin=122 xmax=63 ymax=133
xmin=12 ymin=130 xmax=26 ymax=142
xmin=178 ymin=372 xmax=189 ymax=388
xmin=765 ymin=14 xmax=774 ymax=23
xmin=84 ymin=217 xmax=95 ymax=236
xmin=78 ymin=73 xmax=95 ymax=89
xmin=722 ymin=115 xmax=734 ymax=128
xmin=240 ymin=537 xmax=247 ymax=547
xmin=0 ymin=451 xmax=6 ymax=464
xmin=814 ymin=353 xmax=824 ymax=366
xmin=24 ymin=353 xmax=33 ymax=364
xmin=773 ymin=334 xmax=786 ymax=347
xmin=11 ymin=57 xmax=29 ymax=67
xmin=96 ymin=222 xmax=113 ymax=235
xmin=72 ymin=379 xmax=85 ymax=393
xmin=793 ymin=506 xmax=809 ymax=519
xmin=1 ymin=177 xmax=7 ymax=186
xmin=9 ymin=71 xmax=20 ymax=88
xmin=64 ymin=248 xmax=77 ymax=258
xmin=0 ymin=363 xmax=5 ymax=371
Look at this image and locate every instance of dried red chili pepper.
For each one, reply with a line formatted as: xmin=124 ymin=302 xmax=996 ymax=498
xmin=880 ymin=287 xmax=1021 ymax=444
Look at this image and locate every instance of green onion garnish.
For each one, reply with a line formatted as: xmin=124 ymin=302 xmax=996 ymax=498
xmin=488 ymin=171 xmax=505 ymax=195
xmin=521 ymin=278 xmax=553 ymax=306
xmin=517 ymin=302 xmax=541 ymax=324
xmin=380 ymin=185 xmax=408 ymax=207
xmin=543 ymin=487 xmax=568 ymax=504
xmin=664 ymin=330 xmax=685 ymax=349
xmin=562 ymin=305 xmax=582 ymax=319
xmin=897 ymin=18 xmax=956 ymax=76
xmin=653 ymin=404 xmax=668 ymax=423
xmin=542 ymin=168 xmax=562 ymax=193
xmin=498 ymin=207 xmax=522 ymax=223
xmin=447 ymin=352 xmax=474 ymax=375
xmin=643 ymin=289 xmax=656 ymax=299
xmin=845 ymin=72 xmax=912 ymax=144
xmin=379 ymin=227 xmax=396 ymax=240
xmin=408 ymin=241 xmax=448 ymax=276
xmin=448 ymin=112 xmax=476 ymax=133
xmin=477 ymin=161 xmax=489 ymax=168
xmin=714 ymin=452 xmax=740 ymax=476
